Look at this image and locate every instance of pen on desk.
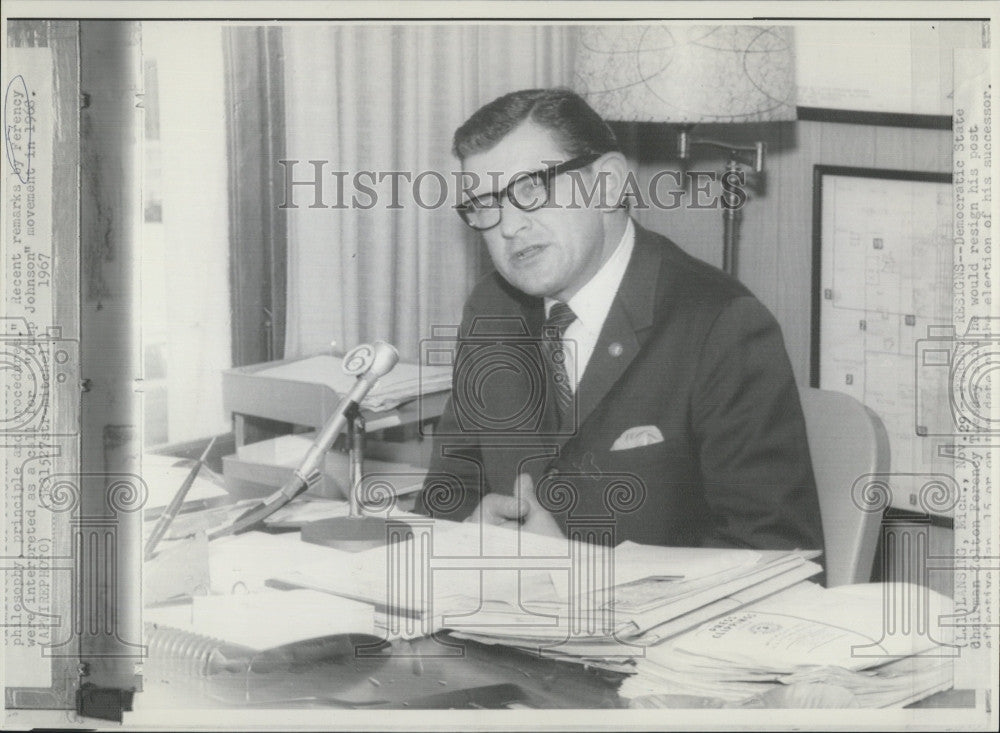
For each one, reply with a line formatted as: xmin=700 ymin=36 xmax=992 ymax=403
xmin=144 ymin=436 xmax=217 ymax=561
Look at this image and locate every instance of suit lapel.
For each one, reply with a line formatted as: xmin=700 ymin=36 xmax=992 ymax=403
xmin=574 ymin=299 xmax=638 ymax=429
xmin=483 ymin=222 xmax=666 ymax=476
xmin=573 ymin=223 xmax=663 ymax=430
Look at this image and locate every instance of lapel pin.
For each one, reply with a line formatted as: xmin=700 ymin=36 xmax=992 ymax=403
xmin=608 ymin=342 xmax=623 ymax=357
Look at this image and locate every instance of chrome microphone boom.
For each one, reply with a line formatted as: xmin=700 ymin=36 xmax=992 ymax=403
xmin=207 ymin=341 xmax=399 ymax=539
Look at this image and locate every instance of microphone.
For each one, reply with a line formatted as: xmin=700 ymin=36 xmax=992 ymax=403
xmin=208 ymin=341 xmax=399 ymax=539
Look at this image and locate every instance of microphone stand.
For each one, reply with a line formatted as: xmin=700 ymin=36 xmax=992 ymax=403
xmin=207 ymin=341 xmax=401 ymax=541
xmin=301 ymin=380 xmax=415 ymax=551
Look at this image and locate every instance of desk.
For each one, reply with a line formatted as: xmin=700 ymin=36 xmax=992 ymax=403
xmin=140 ymin=631 xmax=969 ymax=710
xmin=142 ymin=505 xmax=967 ymax=710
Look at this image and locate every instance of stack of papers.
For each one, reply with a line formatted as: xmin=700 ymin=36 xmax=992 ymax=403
xmin=272 ymin=518 xmax=823 ymax=656
xmin=779 ymin=656 xmax=955 ymax=708
xmin=619 ymin=581 xmax=955 ymax=706
xmin=448 ymin=547 xmax=823 ymax=671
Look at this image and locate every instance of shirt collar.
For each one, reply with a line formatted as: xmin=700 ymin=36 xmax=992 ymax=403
xmin=545 ymin=218 xmax=635 ymax=334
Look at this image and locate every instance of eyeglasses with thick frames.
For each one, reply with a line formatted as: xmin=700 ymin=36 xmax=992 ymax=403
xmin=456 ymin=153 xmax=602 ymax=231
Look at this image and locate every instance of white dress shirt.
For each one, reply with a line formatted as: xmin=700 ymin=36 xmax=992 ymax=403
xmin=544 ymin=218 xmax=635 ymax=392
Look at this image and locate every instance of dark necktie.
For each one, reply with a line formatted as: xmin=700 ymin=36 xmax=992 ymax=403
xmin=542 ymin=301 xmax=577 ymax=430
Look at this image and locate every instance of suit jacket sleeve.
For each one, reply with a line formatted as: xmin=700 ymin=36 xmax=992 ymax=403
xmin=691 ymin=296 xmax=824 ymax=552
xmin=415 ymin=303 xmax=486 ymax=522
xmin=416 ymin=392 xmax=485 ymax=521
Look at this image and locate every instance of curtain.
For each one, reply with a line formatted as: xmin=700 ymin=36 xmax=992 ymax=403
xmin=282 ymin=24 xmax=573 ymax=361
xmin=224 ymin=26 xmax=287 ymax=366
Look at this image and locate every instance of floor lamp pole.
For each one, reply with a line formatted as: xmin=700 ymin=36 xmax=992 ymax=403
xmin=677 ymin=129 xmax=763 ymax=280
xmin=722 ymin=158 xmax=742 ymax=277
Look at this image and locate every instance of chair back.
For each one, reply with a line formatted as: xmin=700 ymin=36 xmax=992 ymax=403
xmin=799 ymin=387 xmax=890 ymax=586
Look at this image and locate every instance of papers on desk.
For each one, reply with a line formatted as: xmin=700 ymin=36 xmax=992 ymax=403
xmin=266 ymin=517 xmax=955 ymax=706
xmin=778 ymin=655 xmax=956 ymax=709
xmin=608 ymin=541 xmax=758 ymax=588
xmin=452 ymin=550 xmax=824 ymax=659
xmin=145 ymin=589 xmax=376 ymax=652
xmin=141 ymin=452 xmax=229 ymax=519
xmin=251 ymin=355 xmax=452 ymax=412
xmin=672 ymin=581 xmax=952 ymax=668
xmin=272 ymin=517 xmax=822 ymax=648
xmin=275 ymin=517 xmax=566 ymax=619
xmin=143 ymin=515 xmax=955 ymax=707
xmin=619 ymin=581 xmax=956 ymax=706
xmin=263 ymin=497 xmax=353 ymax=527
xmin=208 ymin=531 xmax=354 ymax=594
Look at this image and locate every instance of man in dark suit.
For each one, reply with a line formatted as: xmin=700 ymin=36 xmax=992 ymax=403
xmin=419 ymin=88 xmax=823 ymax=552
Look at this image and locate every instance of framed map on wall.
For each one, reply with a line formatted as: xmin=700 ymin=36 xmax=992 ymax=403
xmin=811 ymin=166 xmax=954 ymax=515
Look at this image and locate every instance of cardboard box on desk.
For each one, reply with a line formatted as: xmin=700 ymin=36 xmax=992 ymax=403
xmin=222 ymin=432 xmax=429 ymax=503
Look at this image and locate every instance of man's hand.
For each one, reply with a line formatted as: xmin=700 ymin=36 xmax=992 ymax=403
xmin=515 ymin=473 xmax=564 ymax=538
xmin=466 ymin=473 xmax=564 ymax=538
xmin=467 ymin=491 xmax=528 ymax=529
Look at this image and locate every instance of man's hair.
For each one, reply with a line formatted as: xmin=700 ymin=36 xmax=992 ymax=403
xmin=452 ymin=87 xmax=620 ymax=161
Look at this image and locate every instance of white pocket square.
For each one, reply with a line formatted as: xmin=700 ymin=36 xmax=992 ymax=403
xmin=610 ymin=425 xmax=664 ymax=451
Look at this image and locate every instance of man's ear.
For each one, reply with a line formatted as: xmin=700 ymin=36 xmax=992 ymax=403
xmin=593 ymin=152 xmax=630 ymax=212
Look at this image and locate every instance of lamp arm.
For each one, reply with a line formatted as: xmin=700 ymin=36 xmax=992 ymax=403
xmin=677 ymin=130 xmax=765 ymax=173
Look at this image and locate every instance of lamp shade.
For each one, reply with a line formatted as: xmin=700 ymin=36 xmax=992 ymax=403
xmin=572 ymin=25 xmax=797 ymax=123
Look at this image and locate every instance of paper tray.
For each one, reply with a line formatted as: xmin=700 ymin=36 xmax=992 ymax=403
xmin=223 ymin=355 xmax=450 ymax=431
xmin=223 ymin=436 xmax=428 ymax=501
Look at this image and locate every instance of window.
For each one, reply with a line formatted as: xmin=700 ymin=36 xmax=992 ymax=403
xmin=141 ymin=22 xmax=232 ymax=446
